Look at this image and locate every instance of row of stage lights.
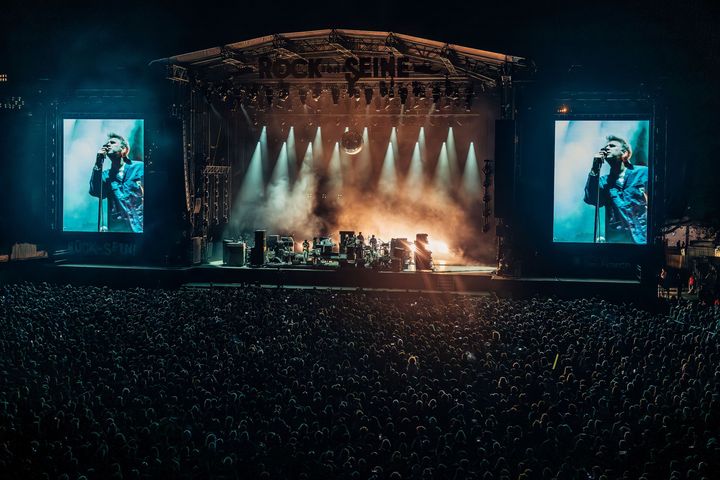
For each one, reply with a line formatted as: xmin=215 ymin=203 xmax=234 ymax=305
xmin=204 ymin=80 xmax=479 ymax=112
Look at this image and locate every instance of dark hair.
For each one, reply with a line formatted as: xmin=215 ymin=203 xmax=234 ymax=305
xmin=606 ymin=135 xmax=632 ymax=160
xmin=107 ymin=132 xmax=131 ymax=163
xmin=107 ymin=132 xmax=129 ymax=150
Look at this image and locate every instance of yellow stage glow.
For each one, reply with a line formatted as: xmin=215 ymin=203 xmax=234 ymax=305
xmin=428 ymin=239 xmax=449 ymax=254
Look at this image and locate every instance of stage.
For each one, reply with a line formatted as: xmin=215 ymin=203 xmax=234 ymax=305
xmin=0 ymin=259 xmax=652 ymax=304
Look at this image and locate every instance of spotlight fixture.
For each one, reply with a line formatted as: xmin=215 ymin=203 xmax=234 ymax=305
xmin=399 ymin=84 xmax=408 ymax=105
xmin=464 ymin=84 xmax=474 ymax=112
xmin=346 ymin=81 xmax=360 ymax=102
xmin=379 ymin=81 xmax=388 ymax=97
xmin=556 ymin=104 xmax=571 ymax=114
xmin=432 ymin=84 xmax=441 ymax=104
xmin=312 ymin=82 xmax=322 ymax=100
xmin=412 ymin=81 xmax=422 ymax=97
xmin=331 ymin=85 xmax=340 ymax=105
xmin=364 ymin=86 xmax=373 ymax=105
xmin=265 ymin=87 xmax=273 ymax=106
xmin=278 ymin=85 xmax=289 ymax=101
xmin=388 ymin=79 xmax=395 ymax=98
xmin=444 ymin=79 xmax=452 ymax=97
xmin=299 ymin=88 xmax=307 ymax=105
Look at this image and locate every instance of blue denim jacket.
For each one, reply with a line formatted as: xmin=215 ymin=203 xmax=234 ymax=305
xmin=584 ymin=164 xmax=648 ymax=244
xmin=89 ymin=161 xmax=144 ymax=233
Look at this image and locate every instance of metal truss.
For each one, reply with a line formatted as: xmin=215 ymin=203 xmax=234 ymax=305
xmin=155 ymin=29 xmax=526 ymax=88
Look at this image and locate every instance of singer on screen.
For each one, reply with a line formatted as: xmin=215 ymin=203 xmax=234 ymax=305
xmin=89 ymin=133 xmax=144 ymax=233
xmin=583 ymin=135 xmax=648 ymax=244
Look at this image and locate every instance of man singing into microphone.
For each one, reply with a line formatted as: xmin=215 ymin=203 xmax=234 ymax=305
xmin=89 ymin=132 xmax=144 ymax=233
xmin=583 ymin=135 xmax=648 ymax=243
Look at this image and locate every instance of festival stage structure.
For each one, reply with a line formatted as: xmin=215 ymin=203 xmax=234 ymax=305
xmin=1 ymin=30 xmax=667 ymax=302
xmin=152 ymin=29 xmax=526 ymax=272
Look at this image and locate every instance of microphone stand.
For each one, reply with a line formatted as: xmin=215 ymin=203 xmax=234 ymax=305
xmin=593 ymin=175 xmax=600 ymax=243
xmin=96 ymin=157 xmax=104 ymax=232
xmin=592 ymin=154 xmax=605 ymax=243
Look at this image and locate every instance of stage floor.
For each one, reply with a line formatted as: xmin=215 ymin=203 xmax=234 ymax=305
xmin=205 ymin=259 xmax=496 ymax=274
xmin=1 ymin=259 xmax=653 ymax=304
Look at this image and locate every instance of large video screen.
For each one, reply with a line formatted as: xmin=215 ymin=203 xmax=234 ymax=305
xmin=63 ymin=119 xmax=144 ymax=233
xmin=553 ymin=119 xmax=650 ymax=244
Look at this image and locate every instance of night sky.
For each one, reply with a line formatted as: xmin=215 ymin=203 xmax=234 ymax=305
xmin=2 ymin=0 xmax=719 ymax=222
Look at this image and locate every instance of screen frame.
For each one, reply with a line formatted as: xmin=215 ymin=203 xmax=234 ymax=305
xmin=551 ymin=114 xmax=653 ymax=247
xmin=59 ymin=113 xmax=146 ymax=236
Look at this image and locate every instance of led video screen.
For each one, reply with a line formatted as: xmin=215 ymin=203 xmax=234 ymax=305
xmin=62 ymin=119 xmax=144 ymax=233
xmin=553 ymin=119 xmax=650 ymax=244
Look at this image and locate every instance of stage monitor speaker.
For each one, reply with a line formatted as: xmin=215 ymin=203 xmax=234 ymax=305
xmin=251 ymin=230 xmax=266 ymax=266
xmin=494 ymin=119 xmax=516 ymax=219
xmin=225 ymin=242 xmax=246 ymax=266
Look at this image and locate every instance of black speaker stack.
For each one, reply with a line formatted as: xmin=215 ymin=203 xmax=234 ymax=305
xmin=414 ymin=233 xmax=432 ymax=271
xmin=250 ymin=230 xmax=266 ymax=266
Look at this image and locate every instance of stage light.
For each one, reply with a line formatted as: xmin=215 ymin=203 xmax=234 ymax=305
xmin=432 ymin=84 xmax=441 ymax=104
xmin=331 ymin=85 xmax=340 ymax=105
xmin=388 ymin=80 xmax=395 ymax=98
xmin=364 ymin=86 xmax=373 ymax=105
xmin=278 ymin=84 xmax=289 ymax=101
xmin=312 ymin=83 xmax=322 ymax=100
xmin=399 ymin=84 xmax=408 ymax=105
xmin=557 ymin=104 xmax=570 ymax=114
xmin=412 ymin=81 xmax=422 ymax=97
xmin=379 ymin=81 xmax=388 ymax=97
xmin=265 ymin=87 xmax=273 ymax=106
xmin=299 ymin=88 xmax=307 ymax=105
xmin=464 ymin=84 xmax=474 ymax=112
xmin=445 ymin=79 xmax=453 ymax=99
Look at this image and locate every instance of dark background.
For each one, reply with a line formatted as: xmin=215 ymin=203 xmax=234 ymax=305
xmin=1 ymin=0 xmax=718 ymax=246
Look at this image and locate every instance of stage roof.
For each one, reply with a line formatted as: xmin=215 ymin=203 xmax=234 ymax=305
xmin=152 ymin=29 xmax=526 ymax=87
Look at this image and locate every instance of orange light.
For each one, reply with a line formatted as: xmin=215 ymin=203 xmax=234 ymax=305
xmin=428 ymin=239 xmax=449 ymax=255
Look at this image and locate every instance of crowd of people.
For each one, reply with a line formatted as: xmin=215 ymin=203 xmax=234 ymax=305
xmin=1 ymin=282 xmax=720 ymax=479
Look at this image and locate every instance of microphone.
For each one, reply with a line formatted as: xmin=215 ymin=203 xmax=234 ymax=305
xmin=96 ymin=146 xmax=108 ymax=167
